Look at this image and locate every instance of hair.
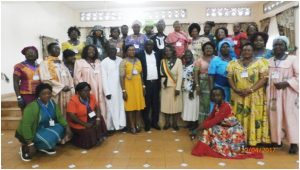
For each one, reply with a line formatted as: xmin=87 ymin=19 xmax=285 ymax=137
xmin=215 ymin=27 xmax=228 ymax=40
xmin=246 ymin=24 xmax=258 ymax=33
xmin=81 ymin=45 xmax=99 ymax=60
xmin=188 ymin=23 xmax=201 ymax=36
xmin=202 ymin=41 xmax=215 ymax=53
xmin=205 ymin=21 xmax=215 ymax=27
xmin=121 ymin=25 xmax=128 ymax=29
xmin=63 ymin=49 xmax=76 ymax=59
xmin=75 ymin=82 xmax=91 ymax=92
xmin=210 ymin=86 xmax=225 ymax=100
xmin=35 ymin=83 xmax=52 ymax=98
xmin=47 ymin=42 xmax=59 ymax=53
xmin=241 ymin=42 xmax=254 ymax=51
xmin=249 ymin=32 xmax=269 ymax=44
xmin=163 ymin=44 xmax=176 ymax=58
xmin=110 ymin=27 xmax=120 ymax=37
xmin=67 ymin=26 xmax=81 ymax=37
xmin=124 ymin=44 xmax=135 ymax=53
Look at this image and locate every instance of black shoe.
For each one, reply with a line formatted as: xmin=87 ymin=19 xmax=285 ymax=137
xmin=289 ymin=144 xmax=298 ymax=154
xmin=39 ymin=149 xmax=56 ymax=155
xmin=20 ymin=147 xmax=32 ymax=162
xmin=151 ymin=124 xmax=161 ymax=130
xmin=163 ymin=124 xmax=170 ymax=130
xmin=136 ymin=126 xmax=141 ymax=133
xmin=271 ymin=142 xmax=283 ymax=148
xmin=173 ymin=126 xmax=179 ymax=131
xmin=121 ymin=127 xmax=128 ymax=132
xmin=145 ymin=125 xmax=151 ymax=132
xmin=130 ymin=128 xmax=137 ymax=134
xmin=107 ymin=130 xmax=115 ymax=136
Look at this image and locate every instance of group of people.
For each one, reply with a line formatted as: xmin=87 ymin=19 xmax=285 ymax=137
xmin=13 ymin=19 xmax=298 ymax=162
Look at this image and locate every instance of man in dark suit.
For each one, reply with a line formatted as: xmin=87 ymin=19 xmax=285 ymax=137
xmin=138 ymin=39 xmax=162 ymax=131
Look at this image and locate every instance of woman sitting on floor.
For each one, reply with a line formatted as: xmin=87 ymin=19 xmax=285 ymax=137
xmin=191 ymin=87 xmax=263 ymax=159
xmin=15 ymin=83 xmax=71 ymax=162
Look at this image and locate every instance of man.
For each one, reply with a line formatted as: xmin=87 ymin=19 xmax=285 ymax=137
xmin=101 ymin=45 xmax=126 ymax=133
xmin=138 ymin=40 xmax=161 ymax=131
xmin=232 ymin=23 xmax=248 ymax=58
xmin=121 ymin=25 xmax=129 ymax=41
xmin=151 ymin=19 xmax=167 ymax=60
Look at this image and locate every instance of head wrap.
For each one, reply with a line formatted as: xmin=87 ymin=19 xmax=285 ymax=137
xmin=21 ymin=46 xmax=38 ymax=55
xmin=217 ymin=39 xmax=237 ymax=59
xmin=273 ymin=35 xmax=289 ymax=49
xmin=92 ymin=25 xmax=104 ymax=31
xmin=156 ymin=19 xmax=166 ymax=27
xmin=143 ymin=20 xmax=155 ymax=33
xmin=132 ymin=20 xmax=142 ymax=27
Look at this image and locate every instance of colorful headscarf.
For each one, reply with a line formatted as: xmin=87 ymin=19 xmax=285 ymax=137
xmin=217 ymin=39 xmax=237 ymax=59
xmin=21 ymin=46 xmax=38 ymax=55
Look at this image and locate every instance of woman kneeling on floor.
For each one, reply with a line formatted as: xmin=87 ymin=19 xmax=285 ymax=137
xmin=191 ymin=87 xmax=263 ymax=159
xmin=67 ymin=82 xmax=107 ymax=149
xmin=15 ymin=83 xmax=71 ymax=161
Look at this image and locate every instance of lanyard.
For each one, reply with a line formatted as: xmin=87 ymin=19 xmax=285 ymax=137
xmin=37 ymin=99 xmax=54 ymax=120
xmin=80 ymin=97 xmax=92 ymax=113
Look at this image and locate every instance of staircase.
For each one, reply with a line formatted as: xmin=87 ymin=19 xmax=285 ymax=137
xmin=1 ymin=94 xmax=21 ymax=130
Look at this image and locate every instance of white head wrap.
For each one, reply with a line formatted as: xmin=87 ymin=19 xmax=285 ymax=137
xmin=273 ymin=36 xmax=289 ymax=48
xmin=132 ymin=20 xmax=142 ymax=27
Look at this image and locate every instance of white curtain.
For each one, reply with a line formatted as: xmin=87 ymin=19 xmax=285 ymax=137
xmin=266 ymin=16 xmax=279 ymax=50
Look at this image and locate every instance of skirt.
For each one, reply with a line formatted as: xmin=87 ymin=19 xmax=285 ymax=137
xmin=182 ymin=91 xmax=199 ymax=121
xmin=160 ymin=87 xmax=182 ymax=114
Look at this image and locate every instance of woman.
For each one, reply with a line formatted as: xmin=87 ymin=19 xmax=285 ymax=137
xmin=125 ymin=20 xmax=148 ymax=55
xmin=86 ymin=25 xmax=109 ymax=61
xmin=67 ymin=82 xmax=107 ymax=149
xmin=246 ymin=24 xmax=258 ymax=39
xmin=214 ymin=27 xmax=233 ymax=53
xmin=63 ymin=49 xmax=76 ymax=77
xmin=200 ymin=21 xmax=216 ymax=45
xmin=227 ymin=43 xmax=271 ymax=146
xmin=208 ymin=40 xmax=236 ymax=103
xmin=109 ymin=27 xmax=124 ymax=58
xmin=120 ymin=45 xmax=145 ymax=134
xmin=13 ymin=46 xmax=40 ymax=112
xmin=143 ymin=21 xmax=155 ymax=39
xmin=250 ymin=32 xmax=273 ymax=59
xmin=191 ymin=87 xmax=263 ymax=159
xmin=39 ymin=42 xmax=74 ymax=143
xmin=74 ymin=45 xmax=106 ymax=121
xmin=61 ymin=26 xmax=85 ymax=60
xmin=188 ymin=23 xmax=210 ymax=60
xmin=160 ymin=45 xmax=183 ymax=131
xmin=267 ymin=36 xmax=299 ymax=154
xmin=194 ymin=42 xmax=216 ymax=127
xmin=15 ymin=83 xmax=70 ymax=161
xmin=166 ymin=21 xmax=191 ymax=59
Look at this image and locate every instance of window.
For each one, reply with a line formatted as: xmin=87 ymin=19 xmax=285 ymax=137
xmin=206 ymin=7 xmax=251 ymax=17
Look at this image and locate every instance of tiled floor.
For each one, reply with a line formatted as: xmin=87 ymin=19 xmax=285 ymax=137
xmin=1 ymin=129 xmax=299 ymax=169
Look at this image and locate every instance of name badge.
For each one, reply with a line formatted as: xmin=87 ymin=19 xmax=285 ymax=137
xmin=271 ymin=72 xmax=280 ymax=79
xmin=33 ymin=74 xmax=40 ymax=80
xmin=116 ymin=48 xmax=120 ymax=53
xmin=97 ymin=48 xmax=102 ymax=54
xmin=241 ymin=70 xmax=248 ymax=78
xmin=73 ymin=49 xmax=78 ymax=54
xmin=88 ymin=111 xmax=96 ymax=118
xmin=176 ymin=42 xmax=182 ymax=47
xmin=233 ymin=40 xmax=238 ymax=45
xmin=134 ymin=44 xmax=139 ymax=49
xmin=61 ymin=71 xmax=67 ymax=76
xmin=94 ymin=70 xmax=100 ymax=74
xmin=49 ymin=119 xmax=55 ymax=126
xmin=132 ymin=69 xmax=138 ymax=75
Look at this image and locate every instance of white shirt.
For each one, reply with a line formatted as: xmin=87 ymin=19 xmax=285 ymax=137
xmin=156 ymin=36 xmax=166 ymax=50
xmin=145 ymin=51 xmax=158 ymax=80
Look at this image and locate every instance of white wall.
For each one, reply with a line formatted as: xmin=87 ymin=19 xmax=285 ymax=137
xmin=1 ymin=2 xmax=75 ymax=94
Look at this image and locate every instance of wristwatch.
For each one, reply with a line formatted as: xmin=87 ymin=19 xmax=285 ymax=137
xmin=17 ymin=96 xmax=22 ymax=100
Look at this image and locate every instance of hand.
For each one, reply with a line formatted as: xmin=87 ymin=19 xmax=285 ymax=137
xmin=106 ymin=95 xmax=112 ymax=100
xmin=189 ymin=91 xmax=194 ymax=100
xmin=239 ymin=89 xmax=252 ymax=97
xmin=274 ymin=81 xmax=289 ymax=90
xmin=122 ymin=91 xmax=128 ymax=101
xmin=175 ymin=90 xmax=180 ymax=97
xmin=17 ymin=98 xmax=25 ymax=109
xmin=62 ymin=86 xmax=71 ymax=92
xmin=84 ymin=122 xmax=93 ymax=128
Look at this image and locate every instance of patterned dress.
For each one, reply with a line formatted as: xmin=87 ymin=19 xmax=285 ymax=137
xmin=188 ymin=37 xmax=210 ymax=60
xmin=227 ymin=58 xmax=271 ymax=146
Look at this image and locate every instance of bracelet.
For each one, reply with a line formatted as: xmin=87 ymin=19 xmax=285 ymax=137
xmin=122 ymin=90 xmax=126 ymax=92
xmin=96 ymin=117 xmax=101 ymax=120
xmin=27 ymin=143 xmax=34 ymax=146
xmin=142 ymin=85 xmax=146 ymax=88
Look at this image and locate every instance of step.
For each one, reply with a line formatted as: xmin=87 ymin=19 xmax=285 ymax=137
xmin=1 ymin=107 xmax=22 ymax=117
xmin=1 ymin=101 xmax=18 ymax=108
xmin=1 ymin=117 xmax=21 ymax=130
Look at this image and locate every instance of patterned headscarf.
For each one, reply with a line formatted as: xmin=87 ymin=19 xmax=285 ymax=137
xmin=217 ymin=39 xmax=237 ymax=59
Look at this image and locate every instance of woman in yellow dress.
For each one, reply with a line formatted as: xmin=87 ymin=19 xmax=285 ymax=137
xmin=120 ymin=44 xmax=145 ymax=134
xmin=61 ymin=26 xmax=85 ymax=60
xmin=227 ymin=43 xmax=271 ymax=146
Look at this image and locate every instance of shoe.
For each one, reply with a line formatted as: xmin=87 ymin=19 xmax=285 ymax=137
xmin=151 ymin=124 xmax=161 ymax=130
xmin=136 ymin=126 xmax=141 ymax=133
xmin=130 ymin=128 xmax=137 ymax=134
xmin=173 ymin=125 xmax=179 ymax=131
xmin=271 ymin=142 xmax=283 ymax=148
xmin=121 ymin=127 xmax=128 ymax=132
xmin=289 ymin=144 xmax=298 ymax=154
xmin=20 ymin=147 xmax=32 ymax=162
xmin=163 ymin=124 xmax=170 ymax=130
xmin=107 ymin=130 xmax=115 ymax=136
xmin=39 ymin=149 xmax=56 ymax=155
xmin=144 ymin=125 xmax=151 ymax=132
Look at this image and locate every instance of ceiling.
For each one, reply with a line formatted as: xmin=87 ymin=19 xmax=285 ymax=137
xmin=61 ymin=1 xmax=260 ymax=10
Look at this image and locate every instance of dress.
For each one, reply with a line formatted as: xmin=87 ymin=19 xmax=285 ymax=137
xmin=232 ymin=32 xmax=247 ymax=57
xmin=160 ymin=58 xmax=183 ymax=114
xmin=86 ymin=36 xmax=109 ymax=61
xmin=227 ymin=58 xmax=271 ymax=146
xmin=13 ymin=61 xmax=41 ymax=105
xmin=120 ymin=58 xmax=145 ymax=111
xmin=109 ymin=38 xmax=124 ymax=58
xmin=61 ymin=41 xmax=85 ymax=59
xmin=267 ymin=55 xmax=299 ymax=145
xmin=194 ymin=57 xmax=214 ymax=124
xmin=165 ymin=31 xmax=191 ymax=58
xmin=188 ymin=37 xmax=210 ymax=60
xmin=182 ymin=64 xmax=199 ymax=121
xmin=101 ymin=57 xmax=126 ymax=130
xmin=125 ymin=34 xmax=148 ymax=55
xmin=192 ymin=102 xmax=263 ymax=159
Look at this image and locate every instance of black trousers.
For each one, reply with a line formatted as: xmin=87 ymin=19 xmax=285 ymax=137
xmin=142 ymin=79 xmax=160 ymax=127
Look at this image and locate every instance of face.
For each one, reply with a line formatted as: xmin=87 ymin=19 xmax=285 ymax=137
xmin=121 ymin=26 xmax=128 ymax=35
xmin=69 ymin=30 xmax=79 ymax=39
xmin=253 ymin=35 xmax=265 ymax=49
xmin=233 ymin=24 xmax=240 ymax=33
xmin=111 ymin=29 xmax=120 ymax=39
xmin=204 ymin=24 xmax=211 ymax=34
xmin=144 ymin=25 xmax=153 ymax=34
xmin=39 ymin=88 xmax=52 ymax=103
xmin=273 ymin=40 xmax=286 ymax=55
xmin=145 ymin=41 xmax=154 ymax=52
xmin=242 ymin=45 xmax=254 ymax=59
xmin=78 ymin=86 xmax=91 ymax=100
xmin=66 ymin=55 xmax=76 ymax=64
xmin=191 ymin=28 xmax=199 ymax=38
xmin=108 ymin=46 xmax=117 ymax=57
xmin=247 ymin=25 xmax=257 ymax=36
xmin=87 ymin=46 xmax=96 ymax=58
xmin=211 ymin=90 xmax=223 ymax=104
xmin=184 ymin=51 xmax=193 ymax=63
xmin=217 ymin=29 xmax=226 ymax=39
xmin=203 ymin=44 xmax=214 ymax=56
xmin=50 ymin=45 xmax=60 ymax=57
xmin=165 ymin=47 xmax=173 ymax=58
xmin=132 ymin=24 xmax=141 ymax=34
xmin=173 ymin=22 xmax=181 ymax=32
xmin=157 ymin=24 xmax=165 ymax=33
xmin=220 ymin=43 xmax=230 ymax=56
xmin=127 ymin=46 xmax=136 ymax=58
xmin=94 ymin=30 xmax=102 ymax=37
xmin=25 ymin=49 xmax=38 ymax=61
